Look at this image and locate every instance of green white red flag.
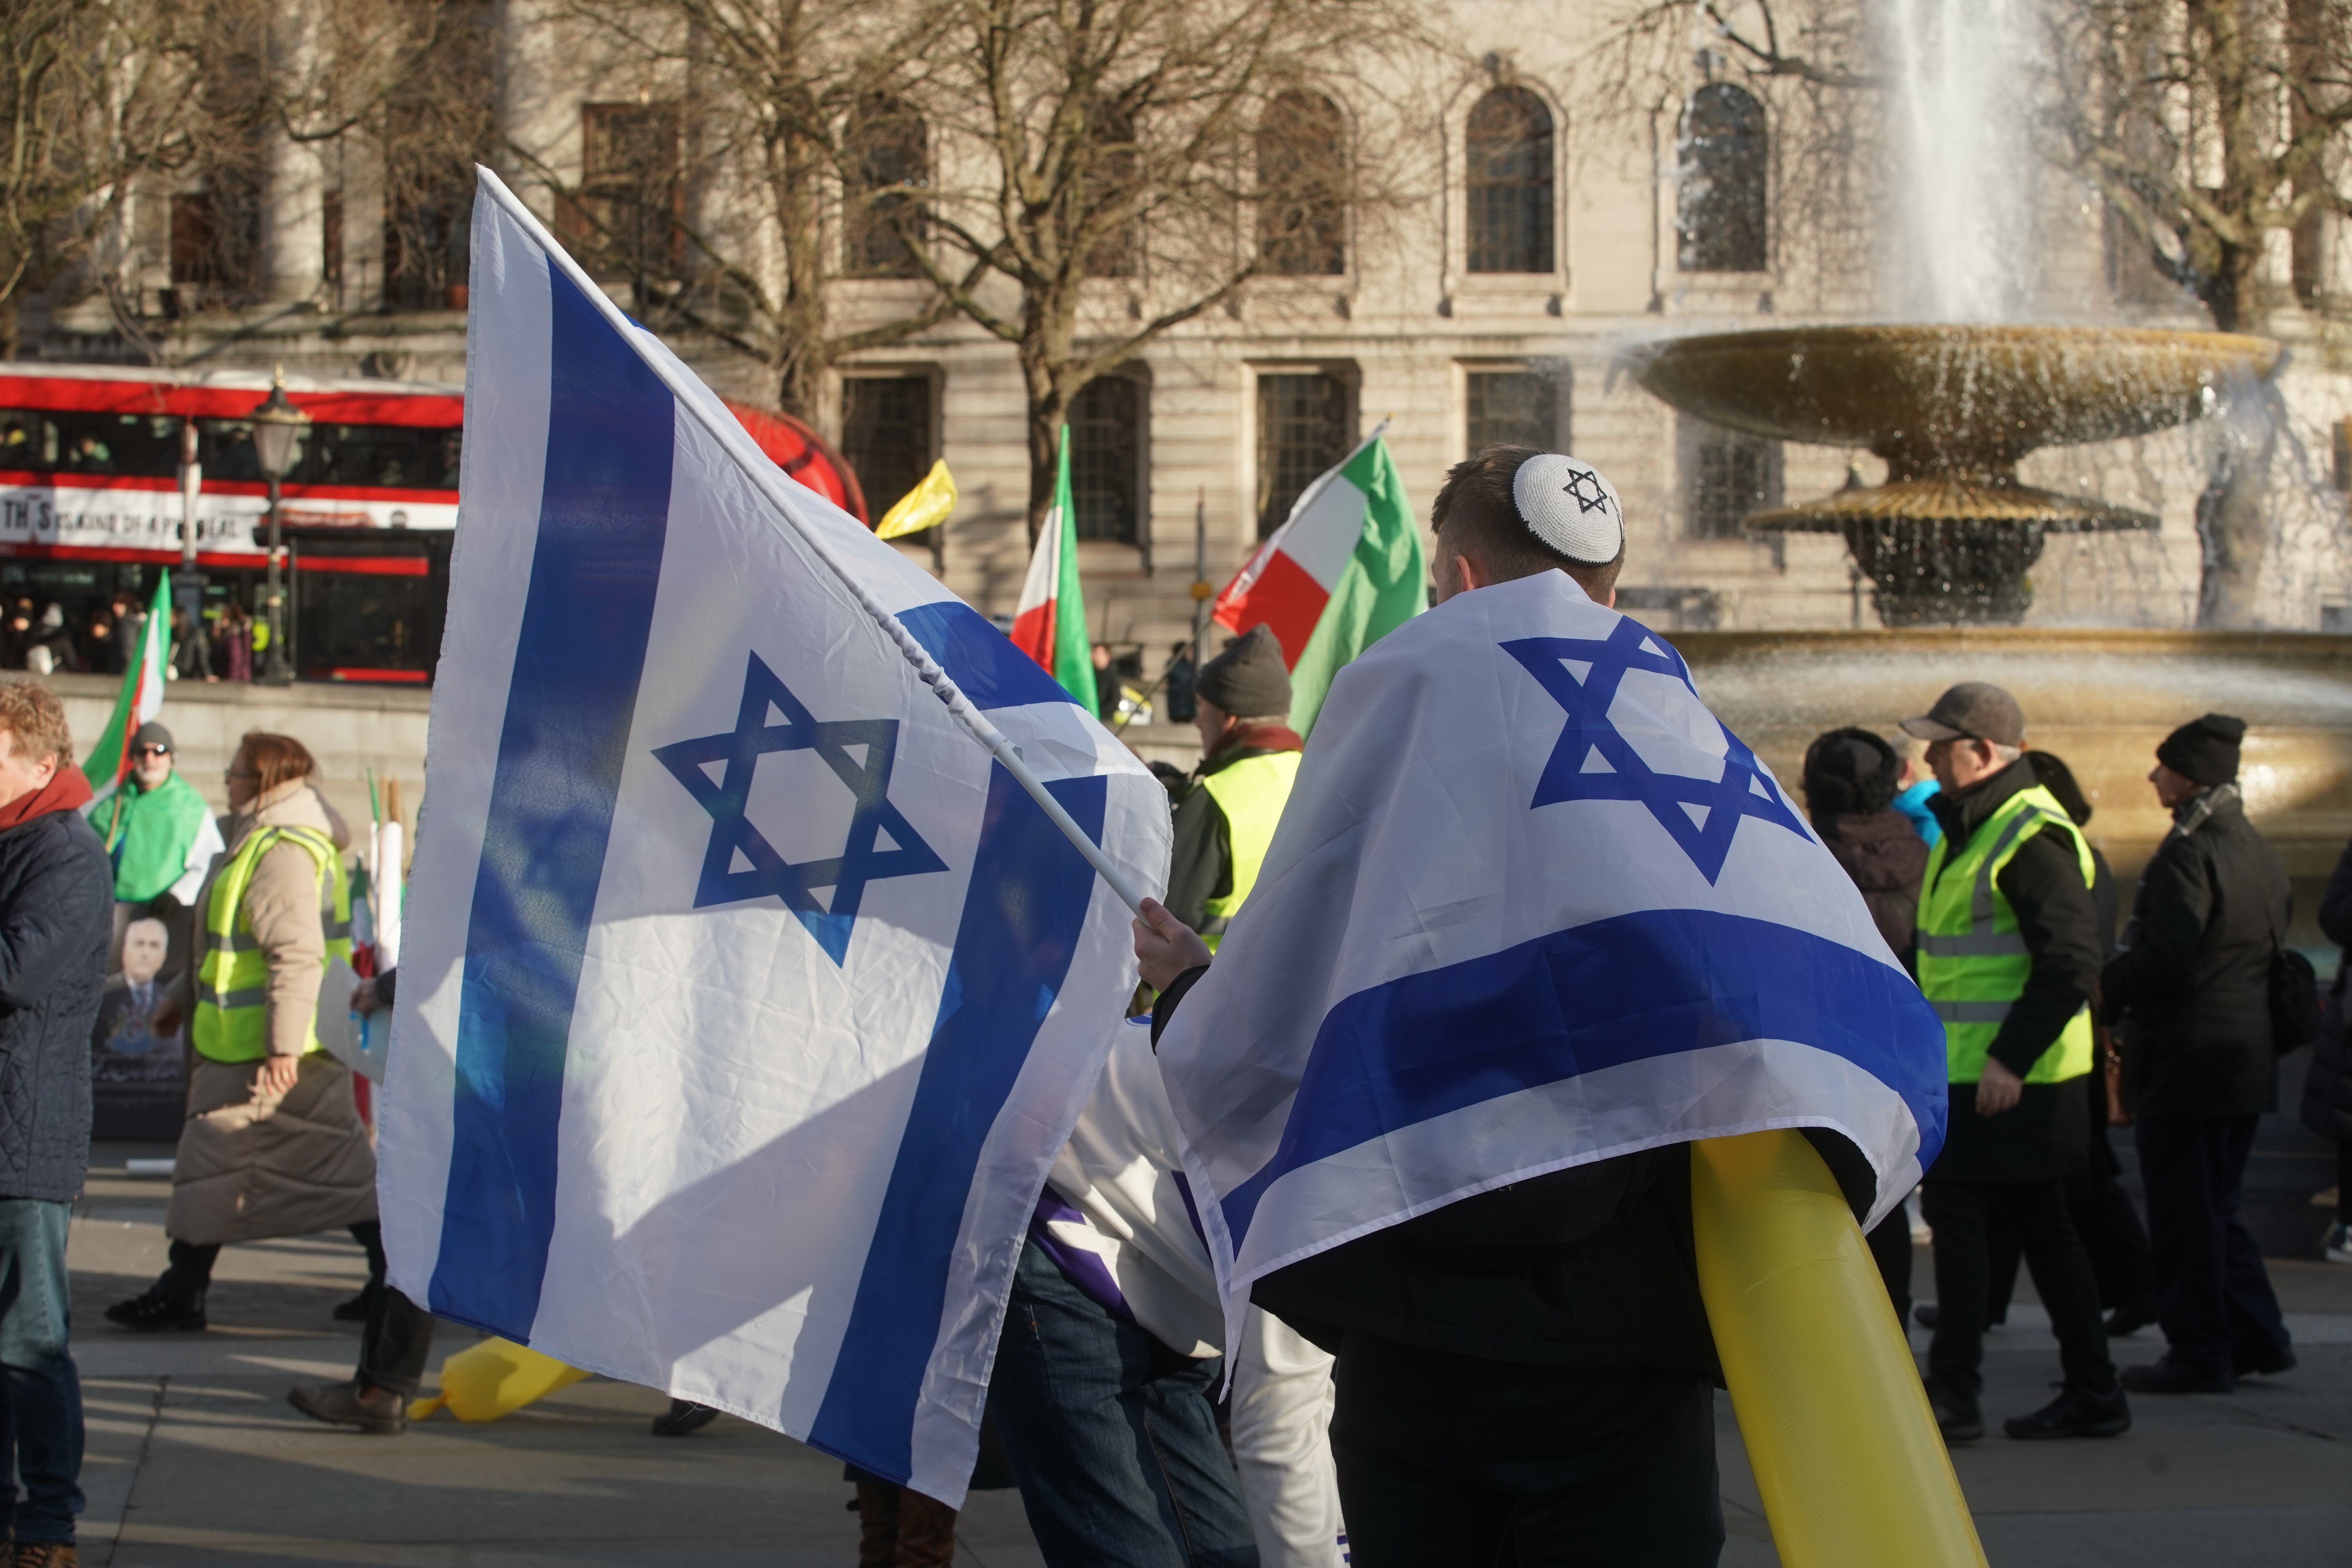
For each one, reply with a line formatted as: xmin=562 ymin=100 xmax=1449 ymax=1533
xmin=1009 ymin=423 xmax=1100 ymax=711
xmin=82 ymin=572 xmax=172 ymax=806
xmin=1213 ymin=425 xmax=1424 ymax=733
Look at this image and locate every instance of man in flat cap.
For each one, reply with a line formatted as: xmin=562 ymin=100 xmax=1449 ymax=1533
xmin=1904 ymin=682 xmax=2127 ymax=1443
xmin=2100 ymin=713 xmax=2296 ymax=1393
xmin=1163 ymin=624 xmax=1303 ymax=950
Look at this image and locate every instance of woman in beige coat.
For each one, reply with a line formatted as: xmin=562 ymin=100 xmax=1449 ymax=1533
xmin=105 ymin=733 xmax=382 ymax=1332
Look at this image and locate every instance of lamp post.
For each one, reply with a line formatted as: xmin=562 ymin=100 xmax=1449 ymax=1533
xmin=249 ymin=366 xmax=309 ymax=685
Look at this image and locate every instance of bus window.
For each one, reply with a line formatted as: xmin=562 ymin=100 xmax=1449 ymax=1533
xmin=289 ymin=424 xmax=462 ymax=489
xmin=0 ymin=411 xmax=181 ymax=478
xmin=197 ymin=419 xmax=262 ymax=481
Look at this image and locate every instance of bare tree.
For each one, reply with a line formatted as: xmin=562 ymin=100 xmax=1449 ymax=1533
xmin=0 ymin=0 xmax=204 ymax=356
xmin=525 ymin=0 xmax=978 ymax=419
xmin=2045 ymin=0 xmax=2352 ymax=624
xmin=894 ymin=0 xmax=1433 ymax=541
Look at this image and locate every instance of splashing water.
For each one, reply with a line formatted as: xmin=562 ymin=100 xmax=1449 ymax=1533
xmin=1885 ymin=0 xmax=2043 ymax=322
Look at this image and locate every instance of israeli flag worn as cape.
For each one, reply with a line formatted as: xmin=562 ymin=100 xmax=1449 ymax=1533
xmin=1157 ymin=570 xmax=1947 ymax=1332
xmin=377 ymin=171 xmax=1168 ymax=1505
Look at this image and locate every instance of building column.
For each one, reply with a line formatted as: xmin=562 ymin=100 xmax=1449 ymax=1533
xmin=261 ymin=0 xmax=326 ymax=305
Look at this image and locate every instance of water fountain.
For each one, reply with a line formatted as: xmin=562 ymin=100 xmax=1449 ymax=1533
xmin=1621 ymin=0 xmax=2343 ymax=1249
xmin=1630 ymin=323 xmax=2281 ymax=625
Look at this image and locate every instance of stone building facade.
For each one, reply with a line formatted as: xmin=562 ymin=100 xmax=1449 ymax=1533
xmin=21 ymin=1 xmax=2352 ymax=673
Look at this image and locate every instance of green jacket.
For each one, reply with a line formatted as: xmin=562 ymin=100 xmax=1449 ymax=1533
xmin=98 ymin=771 xmax=220 ymax=904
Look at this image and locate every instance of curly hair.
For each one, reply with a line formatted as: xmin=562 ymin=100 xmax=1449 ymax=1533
xmin=1800 ymin=726 xmax=1899 ymax=828
xmin=0 ymin=680 xmax=73 ymax=769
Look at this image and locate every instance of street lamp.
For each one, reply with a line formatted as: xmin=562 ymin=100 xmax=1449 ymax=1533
xmin=250 ymin=366 xmax=309 ymax=684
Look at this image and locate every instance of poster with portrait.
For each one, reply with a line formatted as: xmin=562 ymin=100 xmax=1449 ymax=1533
xmin=91 ymin=913 xmax=186 ymax=1142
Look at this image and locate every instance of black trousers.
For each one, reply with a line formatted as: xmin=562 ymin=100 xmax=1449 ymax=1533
xmin=356 ymin=1287 xmax=436 ymax=1399
xmin=1327 ymin=1332 xmax=1721 ymax=1568
xmin=160 ymin=1220 xmax=388 ymax=1296
xmin=1920 ymin=1178 xmax=2114 ymax=1400
xmin=2133 ymin=1114 xmax=2290 ymax=1377
xmin=1864 ymin=1208 xmax=1914 ymax=1327
xmin=1986 ymin=1103 xmax=2154 ymax=1321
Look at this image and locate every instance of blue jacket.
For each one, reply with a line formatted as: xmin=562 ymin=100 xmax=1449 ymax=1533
xmin=0 ymin=806 xmax=112 ymax=1201
xmin=1893 ymin=779 xmax=1942 ymax=849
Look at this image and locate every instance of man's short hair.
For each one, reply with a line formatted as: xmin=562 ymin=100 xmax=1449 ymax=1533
xmin=1431 ymin=446 xmax=1624 ymax=600
xmin=0 ymin=681 xmax=72 ymax=768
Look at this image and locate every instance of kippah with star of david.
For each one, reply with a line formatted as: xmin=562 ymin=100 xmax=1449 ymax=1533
xmin=1512 ymin=453 xmax=1624 ymax=564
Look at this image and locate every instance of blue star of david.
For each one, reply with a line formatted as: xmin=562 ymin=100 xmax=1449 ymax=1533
xmin=652 ymin=652 xmax=947 ymax=965
xmin=1501 ymin=619 xmax=1808 ymax=884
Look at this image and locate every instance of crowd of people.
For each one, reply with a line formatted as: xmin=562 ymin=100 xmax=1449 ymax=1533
xmin=0 ymin=442 xmax=2341 ymax=1567
xmin=1 ymin=589 xmax=260 ymax=682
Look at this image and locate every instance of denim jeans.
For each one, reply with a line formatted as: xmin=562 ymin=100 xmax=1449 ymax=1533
xmin=987 ymin=1236 xmax=1258 ymax=1568
xmin=0 ymin=1199 xmax=82 ymax=1545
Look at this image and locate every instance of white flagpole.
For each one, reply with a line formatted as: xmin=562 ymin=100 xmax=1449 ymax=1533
xmin=470 ymin=168 xmax=1145 ymax=916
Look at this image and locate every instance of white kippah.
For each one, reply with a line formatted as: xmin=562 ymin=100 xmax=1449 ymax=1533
xmin=1512 ymin=453 xmax=1624 ymax=564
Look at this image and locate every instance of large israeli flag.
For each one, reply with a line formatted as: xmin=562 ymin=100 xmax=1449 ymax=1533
xmin=377 ymin=170 xmax=1168 ymax=1504
xmin=1158 ymin=570 xmax=1947 ymax=1332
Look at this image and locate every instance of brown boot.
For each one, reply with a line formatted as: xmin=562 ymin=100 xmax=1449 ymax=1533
xmin=13 ymin=1544 xmax=81 ymax=1567
xmin=893 ymin=1488 xmax=957 ymax=1568
xmin=287 ymin=1378 xmax=407 ymax=1434
xmin=855 ymin=1479 xmax=902 ymax=1568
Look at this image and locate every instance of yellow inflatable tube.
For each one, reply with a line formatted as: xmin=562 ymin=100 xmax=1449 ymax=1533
xmin=407 ymin=1336 xmax=591 ymax=1423
xmin=1691 ymin=1130 xmax=1987 ymax=1568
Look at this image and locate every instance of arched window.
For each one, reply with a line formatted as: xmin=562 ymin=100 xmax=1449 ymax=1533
xmin=1677 ymin=83 xmax=1767 ymax=273
xmin=845 ymin=98 xmax=927 ymax=278
xmin=1466 ymin=88 xmax=1553 ymax=274
xmin=1259 ymin=90 xmax=1346 ymax=276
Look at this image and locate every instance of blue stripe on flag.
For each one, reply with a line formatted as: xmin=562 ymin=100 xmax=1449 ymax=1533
xmin=897 ymin=600 xmax=1076 ymax=710
xmin=1217 ymin=909 xmax=1949 ymax=1251
xmin=804 ymin=763 xmax=1107 ymax=1481
xmin=428 ymin=259 xmax=676 ymax=1337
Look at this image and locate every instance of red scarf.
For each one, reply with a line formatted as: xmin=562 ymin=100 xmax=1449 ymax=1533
xmin=1205 ymin=723 xmax=1304 ymax=771
xmin=0 ymin=765 xmax=93 ymax=833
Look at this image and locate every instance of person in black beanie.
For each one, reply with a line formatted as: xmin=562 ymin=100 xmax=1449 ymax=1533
xmin=2101 ymin=713 xmax=2297 ymax=1393
xmin=1162 ymin=625 xmax=1303 ymax=949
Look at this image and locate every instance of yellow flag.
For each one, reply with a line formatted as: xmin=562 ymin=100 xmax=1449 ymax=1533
xmin=873 ymin=458 xmax=958 ymax=539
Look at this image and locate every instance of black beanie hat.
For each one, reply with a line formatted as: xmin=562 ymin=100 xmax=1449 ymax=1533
xmin=1195 ymin=625 xmax=1292 ymax=719
xmin=2156 ymin=713 xmax=2246 ymax=788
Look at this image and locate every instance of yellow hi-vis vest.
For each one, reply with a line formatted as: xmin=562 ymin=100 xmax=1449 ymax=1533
xmin=194 ymin=824 xmax=353 ymax=1065
xmin=1197 ymin=750 xmax=1303 ymax=950
xmin=1915 ymin=782 xmax=2095 ymax=1086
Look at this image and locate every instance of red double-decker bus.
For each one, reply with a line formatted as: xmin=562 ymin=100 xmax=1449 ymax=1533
xmin=0 ymin=365 xmax=864 ymax=683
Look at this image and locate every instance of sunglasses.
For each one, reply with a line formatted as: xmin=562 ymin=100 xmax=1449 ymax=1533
xmin=135 ymin=745 xmax=171 ymax=758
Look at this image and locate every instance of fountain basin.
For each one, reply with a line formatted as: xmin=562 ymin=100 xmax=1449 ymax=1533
xmin=1630 ymin=324 xmax=2283 ymax=479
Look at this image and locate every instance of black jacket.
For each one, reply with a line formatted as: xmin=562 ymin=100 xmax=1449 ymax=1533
xmin=2102 ymin=788 xmax=2288 ymax=1120
xmin=0 ymin=806 xmax=113 ymax=1201
xmin=1161 ymin=728 xmax=1302 ymax=938
xmin=1922 ymin=758 xmax=2103 ymax=1185
xmin=2300 ymin=837 xmax=2352 ymax=1142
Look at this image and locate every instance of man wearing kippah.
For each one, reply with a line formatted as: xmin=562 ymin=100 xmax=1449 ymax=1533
xmin=1163 ymin=624 xmax=1303 ymax=950
xmin=1902 ymin=682 xmax=2126 ymax=1443
xmin=1138 ymin=448 xmax=1736 ymax=1566
xmin=2100 ymin=713 xmax=2297 ymax=1393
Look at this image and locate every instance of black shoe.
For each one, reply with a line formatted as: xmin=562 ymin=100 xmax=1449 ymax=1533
xmin=1926 ymin=1382 xmax=1982 ymax=1443
xmin=2235 ymin=1343 xmax=2297 ymax=1378
xmin=2121 ymin=1356 xmax=2233 ymax=1394
xmin=331 ymin=1282 xmax=383 ymax=1323
xmin=103 ymin=1288 xmax=206 ymax=1332
xmin=1913 ymin=1302 xmax=1939 ymax=1330
xmin=651 ymin=1398 xmax=719 ymax=1437
xmin=288 ymin=1378 xmax=407 ymax=1434
xmin=2004 ymin=1384 xmax=2131 ymax=1439
xmin=2103 ymin=1298 xmax=2160 ymax=1339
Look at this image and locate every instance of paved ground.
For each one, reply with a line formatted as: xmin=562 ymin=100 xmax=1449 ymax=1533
xmin=62 ymin=1145 xmax=2352 ymax=1566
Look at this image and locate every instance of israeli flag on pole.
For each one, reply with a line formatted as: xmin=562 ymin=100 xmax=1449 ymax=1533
xmin=377 ymin=170 xmax=1167 ymax=1504
xmin=1158 ymin=570 xmax=1947 ymax=1335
